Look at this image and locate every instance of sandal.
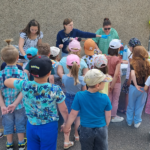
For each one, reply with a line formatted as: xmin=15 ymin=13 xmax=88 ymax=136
xmin=64 ymin=141 xmax=74 ymax=149
xmin=74 ymin=135 xmax=79 ymax=141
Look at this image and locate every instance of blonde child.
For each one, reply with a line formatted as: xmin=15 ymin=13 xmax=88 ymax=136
xmin=94 ymin=54 xmax=112 ymax=95
xmin=60 ymin=54 xmax=86 ymax=149
xmin=106 ymin=39 xmax=124 ymax=122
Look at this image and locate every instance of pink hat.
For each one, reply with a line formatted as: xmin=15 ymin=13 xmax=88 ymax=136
xmin=68 ymin=39 xmax=81 ymax=52
xmin=66 ymin=54 xmax=80 ymax=66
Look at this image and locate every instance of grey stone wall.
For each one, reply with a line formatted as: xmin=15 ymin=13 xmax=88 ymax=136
xmin=0 ymin=0 xmax=150 ymax=59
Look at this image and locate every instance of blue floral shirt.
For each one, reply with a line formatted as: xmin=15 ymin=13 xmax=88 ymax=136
xmin=13 ymin=80 xmax=65 ymax=125
xmin=0 ymin=66 xmax=28 ymax=110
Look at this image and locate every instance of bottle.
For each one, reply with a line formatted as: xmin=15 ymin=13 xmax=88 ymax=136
xmin=123 ymin=45 xmax=128 ymax=60
xmin=119 ymin=43 xmax=124 ymax=58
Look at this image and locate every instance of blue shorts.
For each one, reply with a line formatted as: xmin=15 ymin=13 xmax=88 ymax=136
xmin=2 ymin=107 xmax=26 ymax=135
xmin=65 ymin=93 xmax=80 ymax=117
xmin=27 ymin=121 xmax=58 ymax=150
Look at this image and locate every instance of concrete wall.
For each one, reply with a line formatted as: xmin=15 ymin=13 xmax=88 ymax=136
xmin=0 ymin=0 xmax=150 ymax=59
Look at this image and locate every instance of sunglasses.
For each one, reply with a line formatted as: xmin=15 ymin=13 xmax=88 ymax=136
xmin=104 ymin=28 xmax=111 ymax=30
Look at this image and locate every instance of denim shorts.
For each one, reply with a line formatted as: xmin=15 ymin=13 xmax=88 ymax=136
xmin=2 ymin=107 xmax=26 ymax=135
xmin=78 ymin=125 xmax=108 ymax=150
xmin=65 ymin=93 xmax=80 ymax=117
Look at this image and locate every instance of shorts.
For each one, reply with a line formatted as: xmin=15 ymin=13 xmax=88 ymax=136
xmin=121 ymin=79 xmax=129 ymax=94
xmin=2 ymin=107 xmax=26 ymax=135
xmin=78 ymin=125 xmax=108 ymax=150
xmin=65 ymin=93 xmax=80 ymax=117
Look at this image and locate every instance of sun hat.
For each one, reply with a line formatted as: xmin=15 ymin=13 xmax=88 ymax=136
xmin=50 ymin=46 xmax=60 ymax=57
xmin=109 ymin=39 xmax=121 ymax=49
xmin=84 ymin=69 xmax=112 ymax=86
xmin=94 ymin=54 xmax=107 ymax=68
xmin=68 ymin=39 xmax=81 ymax=52
xmin=66 ymin=54 xmax=80 ymax=66
xmin=26 ymin=47 xmax=38 ymax=58
xmin=84 ymin=39 xmax=95 ymax=56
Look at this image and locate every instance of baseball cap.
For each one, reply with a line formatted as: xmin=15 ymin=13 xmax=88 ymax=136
xmin=109 ymin=39 xmax=121 ymax=49
xmin=26 ymin=47 xmax=38 ymax=58
xmin=128 ymin=38 xmax=141 ymax=48
xmin=66 ymin=54 xmax=80 ymax=66
xmin=50 ymin=46 xmax=60 ymax=57
xmin=84 ymin=39 xmax=95 ymax=56
xmin=68 ymin=39 xmax=81 ymax=52
xmin=84 ymin=69 xmax=112 ymax=86
xmin=94 ymin=54 xmax=108 ymax=68
xmin=29 ymin=55 xmax=52 ymax=78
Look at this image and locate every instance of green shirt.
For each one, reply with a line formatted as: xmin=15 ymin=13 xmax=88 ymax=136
xmin=92 ymin=28 xmax=119 ymax=54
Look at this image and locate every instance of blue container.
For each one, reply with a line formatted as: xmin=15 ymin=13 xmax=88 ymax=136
xmin=123 ymin=45 xmax=128 ymax=60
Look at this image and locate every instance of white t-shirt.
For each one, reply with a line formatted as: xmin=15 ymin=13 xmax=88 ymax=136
xmin=126 ymin=49 xmax=132 ymax=79
xmin=145 ymin=76 xmax=150 ymax=86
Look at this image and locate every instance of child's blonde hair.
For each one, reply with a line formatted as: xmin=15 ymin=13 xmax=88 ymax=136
xmin=68 ymin=62 xmax=80 ymax=85
xmin=1 ymin=39 xmax=19 ymax=64
xmin=38 ymin=43 xmax=50 ymax=56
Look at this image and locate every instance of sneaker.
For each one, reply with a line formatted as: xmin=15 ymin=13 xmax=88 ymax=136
xmin=134 ymin=122 xmax=141 ymax=128
xmin=111 ymin=116 xmax=124 ymax=122
xmin=6 ymin=142 xmax=13 ymax=150
xmin=18 ymin=138 xmax=27 ymax=150
xmin=0 ymin=132 xmax=3 ymax=138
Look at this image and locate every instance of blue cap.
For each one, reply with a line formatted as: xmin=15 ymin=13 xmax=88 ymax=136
xmin=26 ymin=47 xmax=38 ymax=58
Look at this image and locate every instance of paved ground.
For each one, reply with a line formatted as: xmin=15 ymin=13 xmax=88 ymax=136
xmin=0 ymin=111 xmax=150 ymax=150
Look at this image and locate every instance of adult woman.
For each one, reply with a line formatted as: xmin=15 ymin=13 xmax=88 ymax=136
xmin=19 ymin=19 xmax=43 ymax=60
xmin=56 ymin=18 xmax=109 ymax=57
xmin=93 ymin=18 xmax=119 ymax=54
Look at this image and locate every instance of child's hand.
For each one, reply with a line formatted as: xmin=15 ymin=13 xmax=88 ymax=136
xmin=7 ymin=104 xmax=17 ymax=113
xmin=1 ymin=106 xmax=8 ymax=115
xmin=135 ymin=85 xmax=143 ymax=92
xmin=59 ymin=44 xmax=63 ymax=49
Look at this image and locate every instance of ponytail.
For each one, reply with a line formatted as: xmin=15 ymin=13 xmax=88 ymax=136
xmin=68 ymin=62 xmax=80 ymax=85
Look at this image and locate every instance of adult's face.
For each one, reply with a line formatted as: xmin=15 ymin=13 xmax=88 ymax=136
xmin=103 ymin=25 xmax=111 ymax=35
xmin=64 ymin=21 xmax=74 ymax=33
xmin=30 ymin=26 xmax=38 ymax=35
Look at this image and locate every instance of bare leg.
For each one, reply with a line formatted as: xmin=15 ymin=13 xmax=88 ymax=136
xmin=18 ymin=133 xmax=24 ymax=142
xmin=74 ymin=117 xmax=80 ymax=137
xmin=7 ymin=134 xmax=13 ymax=143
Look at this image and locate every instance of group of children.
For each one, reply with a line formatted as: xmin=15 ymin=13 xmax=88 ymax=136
xmin=0 ymin=36 xmax=150 ymax=150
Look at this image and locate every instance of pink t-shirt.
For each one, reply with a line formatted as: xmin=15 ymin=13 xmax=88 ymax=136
xmin=106 ymin=55 xmax=121 ymax=83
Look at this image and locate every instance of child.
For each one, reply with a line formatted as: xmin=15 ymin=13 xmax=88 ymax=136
xmin=4 ymin=55 xmax=69 ymax=150
xmin=126 ymin=46 xmax=149 ymax=128
xmin=94 ymin=54 xmax=112 ymax=95
xmin=24 ymin=47 xmax=38 ymax=80
xmin=120 ymin=38 xmax=141 ymax=113
xmin=62 ymin=54 xmax=86 ymax=149
xmin=0 ymin=39 xmax=28 ymax=150
xmin=82 ymin=39 xmax=97 ymax=69
xmin=106 ymin=39 xmax=124 ymax=122
xmin=49 ymin=46 xmax=61 ymax=86
xmin=62 ymin=69 xmax=112 ymax=150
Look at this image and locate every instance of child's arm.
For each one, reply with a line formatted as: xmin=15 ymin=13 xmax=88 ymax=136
xmin=4 ymin=78 xmax=19 ymax=88
xmin=57 ymin=101 xmax=68 ymax=123
xmin=144 ymin=85 xmax=149 ymax=92
xmin=82 ymin=68 xmax=89 ymax=76
xmin=110 ymin=63 xmax=121 ymax=90
xmin=144 ymin=76 xmax=150 ymax=92
xmin=7 ymin=92 xmax=23 ymax=113
xmin=49 ymin=75 xmax=54 ymax=84
xmin=131 ymin=70 xmax=143 ymax=92
xmin=0 ymin=90 xmax=7 ymax=115
xmin=24 ymin=69 xmax=30 ymax=80
xmin=57 ymin=65 xmax=64 ymax=78
xmin=63 ymin=109 xmax=79 ymax=133
xmin=105 ymin=110 xmax=111 ymax=126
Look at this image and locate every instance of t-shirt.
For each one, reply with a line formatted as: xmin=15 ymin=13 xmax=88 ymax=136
xmin=59 ymin=57 xmax=88 ymax=76
xmin=25 ymin=60 xmax=55 ymax=81
xmin=20 ymin=31 xmax=43 ymax=55
xmin=1 ymin=62 xmax=23 ymax=71
xmin=130 ymin=65 xmax=145 ymax=87
xmin=13 ymin=80 xmax=65 ymax=125
xmin=106 ymin=55 xmax=121 ymax=83
xmin=145 ymin=76 xmax=150 ymax=87
xmin=100 ymin=82 xmax=109 ymax=95
xmin=92 ymin=28 xmax=119 ymax=54
xmin=82 ymin=54 xmax=97 ymax=69
xmin=56 ymin=29 xmax=96 ymax=53
xmin=0 ymin=66 xmax=28 ymax=110
xmin=62 ymin=75 xmax=86 ymax=95
xmin=72 ymin=91 xmax=112 ymax=128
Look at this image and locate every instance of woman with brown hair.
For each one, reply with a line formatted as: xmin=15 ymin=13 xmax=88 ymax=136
xmin=56 ymin=18 xmax=109 ymax=57
xmin=126 ymin=46 xmax=150 ymax=128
